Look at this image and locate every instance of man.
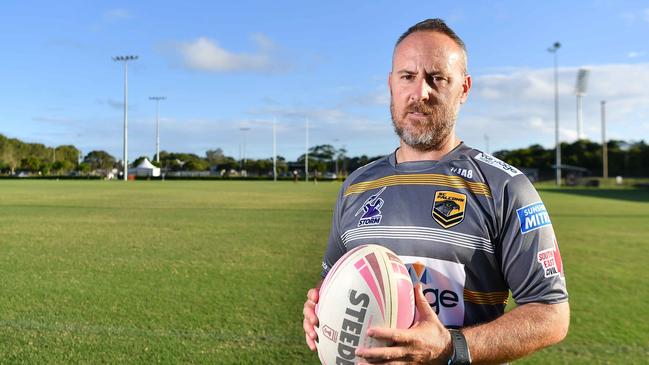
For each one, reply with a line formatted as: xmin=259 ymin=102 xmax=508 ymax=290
xmin=303 ymin=18 xmax=569 ymax=364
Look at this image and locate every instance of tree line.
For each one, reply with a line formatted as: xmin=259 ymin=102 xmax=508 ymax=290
xmin=493 ymin=140 xmax=649 ymax=178
xmin=1 ymin=133 xmax=648 ymax=178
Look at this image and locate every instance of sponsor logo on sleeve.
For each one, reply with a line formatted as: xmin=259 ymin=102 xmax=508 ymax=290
xmin=432 ymin=191 xmax=467 ymax=229
xmin=537 ymin=238 xmax=564 ymax=279
xmin=516 ymin=201 xmax=551 ymax=234
xmin=474 ymin=152 xmax=522 ymax=177
xmin=400 ymin=256 xmax=466 ymax=327
xmin=355 ymin=187 xmax=386 ymax=227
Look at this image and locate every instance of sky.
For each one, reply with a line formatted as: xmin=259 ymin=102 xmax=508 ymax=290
xmin=1 ymin=0 xmax=648 ymax=162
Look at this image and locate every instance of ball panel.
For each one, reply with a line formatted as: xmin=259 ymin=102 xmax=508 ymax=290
xmin=315 ymin=245 xmax=415 ymax=365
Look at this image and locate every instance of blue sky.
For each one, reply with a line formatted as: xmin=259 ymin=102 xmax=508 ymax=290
xmin=1 ymin=1 xmax=648 ymax=162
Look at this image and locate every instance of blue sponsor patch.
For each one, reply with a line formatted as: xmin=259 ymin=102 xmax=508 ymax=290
xmin=516 ymin=201 xmax=551 ymax=234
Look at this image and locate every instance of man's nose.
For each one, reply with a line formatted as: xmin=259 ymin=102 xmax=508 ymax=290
xmin=412 ymin=77 xmax=432 ymax=101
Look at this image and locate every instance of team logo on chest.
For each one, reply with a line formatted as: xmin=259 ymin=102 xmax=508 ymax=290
xmin=432 ymin=191 xmax=467 ymax=228
xmin=355 ymin=187 xmax=386 ymax=227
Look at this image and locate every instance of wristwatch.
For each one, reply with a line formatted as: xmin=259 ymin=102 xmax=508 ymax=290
xmin=447 ymin=329 xmax=471 ymax=365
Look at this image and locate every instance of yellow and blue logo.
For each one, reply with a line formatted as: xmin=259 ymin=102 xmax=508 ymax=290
xmin=517 ymin=201 xmax=551 ymax=234
xmin=432 ymin=191 xmax=467 ymax=229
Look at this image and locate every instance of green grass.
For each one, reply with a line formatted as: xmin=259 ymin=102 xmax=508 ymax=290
xmin=0 ymin=181 xmax=647 ymax=364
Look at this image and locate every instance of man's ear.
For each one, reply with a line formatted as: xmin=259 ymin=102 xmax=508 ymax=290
xmin=460 ymin=74 xmax=472 ymax=103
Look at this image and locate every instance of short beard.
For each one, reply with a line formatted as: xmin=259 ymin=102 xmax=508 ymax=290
xmin=391 ymin=100 xmax=457 ymax=152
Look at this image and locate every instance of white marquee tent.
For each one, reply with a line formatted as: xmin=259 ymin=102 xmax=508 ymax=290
xmin=129 ymin=158 xmax=161 ymax=177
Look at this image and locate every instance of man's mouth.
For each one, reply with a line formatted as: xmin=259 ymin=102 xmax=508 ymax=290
xmin=406 ymin=111 xmax=430 ymax=119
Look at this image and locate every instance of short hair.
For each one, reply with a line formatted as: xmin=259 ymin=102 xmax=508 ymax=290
xmin=395 ymin=18 xmax=468 ymax=73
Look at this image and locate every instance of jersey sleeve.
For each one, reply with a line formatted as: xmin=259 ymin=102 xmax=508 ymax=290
xmin=320 ymin=184 xmax=348 ymax=278
xmin=497 ymin=176 xmax=568 ymax=305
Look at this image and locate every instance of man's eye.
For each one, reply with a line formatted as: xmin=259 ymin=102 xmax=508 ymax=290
xmin=433 ymin=76 xmax=448 ymax=83
xmin=401 ymin=74 xmax=414 ymax=80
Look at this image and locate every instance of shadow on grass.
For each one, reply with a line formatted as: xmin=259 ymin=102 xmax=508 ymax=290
xmin=540 ymin=188 xmax=649 ymax=203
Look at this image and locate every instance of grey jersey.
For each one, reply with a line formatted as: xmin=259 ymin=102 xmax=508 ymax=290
xmin=321 ymin=143 xmax=568 ymax=327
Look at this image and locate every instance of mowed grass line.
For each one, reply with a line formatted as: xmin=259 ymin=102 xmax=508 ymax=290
xmin=0 ymin=181 xmax=648 ymax=364
xmin=0 ymin=180 xmax=337 ymax=363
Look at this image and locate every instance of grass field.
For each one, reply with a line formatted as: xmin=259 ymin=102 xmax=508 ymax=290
xmin=0 ymin=180 xmax=647 ymax=364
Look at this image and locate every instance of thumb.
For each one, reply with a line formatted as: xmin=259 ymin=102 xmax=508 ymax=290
xmin=413 ymin=284 xmax=436 ymax=321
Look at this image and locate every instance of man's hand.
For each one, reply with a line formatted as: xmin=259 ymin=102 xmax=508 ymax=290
xmin=303 ymin=287 xmax=320 ymax=351
xmin=355 ymin=284 xmax=452 ymax=365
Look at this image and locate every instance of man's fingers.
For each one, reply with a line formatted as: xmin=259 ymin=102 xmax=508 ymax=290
xmin=303 ymin=318 xmax=316 ymax=337
xmin=304 ymin=286 xmax=321 ymax=352
xmin=356 ymin=345 xmax=408 ymax=363
xmin=307 ymin=288 xmax=319 ymax=302
xmin=366 ymin=327 xmax=410 ymax=344
xmin=305 ymin=332 xmax=317 ymax=352
xmin=303 ymin=309 xmax=318 ymax=327
xmin=413 ymin=283 xmax=435 ymax=320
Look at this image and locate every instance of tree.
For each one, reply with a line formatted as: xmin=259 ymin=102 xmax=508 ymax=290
xmin=184 ymin=159 xmax=209 ymax=171
xmin=83 ymin=150 xmax=116 ymax=170
xmin=297 ymin=144 xmax=338 ymax=174
xmin=54 ymin=145 xmax=80 ymax=165
xmin=52 ymin=160 xmax=74 ymax=174
xmin=77 ymin=162 xmax=91 ymax=175
xmin=206 ymin=148 xmax=226 ymax=166
xmin=21 ymin=156 xmax=42 ymax=172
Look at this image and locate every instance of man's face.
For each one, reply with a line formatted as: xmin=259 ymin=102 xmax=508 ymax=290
xmin=389 ymin=31 xmax=471 ymax=151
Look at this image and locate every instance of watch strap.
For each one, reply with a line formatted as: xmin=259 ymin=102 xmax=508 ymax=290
xmin=447 ymin=329 xmax=471 ymax=365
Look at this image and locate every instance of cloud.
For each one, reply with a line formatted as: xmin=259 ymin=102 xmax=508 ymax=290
xmin=620 ymin=8 xmax=649 ymax=25
xmin=97 ymin=98 xmax=125 ymax=110
xmin=32 ymin=116 xmax=76 ymax=124
xmin=627 ymin=51 xmax=645 ymax=58
xmin=103 ymin=8 xmax=133 ymax=22
xmin=343 ymin=87 xmax=390 ymax=108
xmin=173 ymin=34 xmax=289 ymax=73
xmin=458 ymin=63 xmax=649 ymax=150
xmin=248 ymin=105 xmax=348 ymax=123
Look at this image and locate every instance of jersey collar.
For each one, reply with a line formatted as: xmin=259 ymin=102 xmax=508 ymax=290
xmin=388 ymin=142 xmax=469 ymax=172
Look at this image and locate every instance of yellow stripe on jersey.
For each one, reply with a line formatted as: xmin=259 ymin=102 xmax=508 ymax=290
xmin=463 ymin=289 xmax=509 ymax=305
xmin=343 ymin=174 xmax=492 ymax=198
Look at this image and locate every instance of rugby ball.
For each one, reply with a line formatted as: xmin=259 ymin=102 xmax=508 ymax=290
xmin=315 ymin=244 xmax=415 ymax=365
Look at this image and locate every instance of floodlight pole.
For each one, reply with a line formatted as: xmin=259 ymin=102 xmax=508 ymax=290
xmin=601 ymin=101 xmax=608 ymax=179
xmin=272 ymin=119 xmax=277 ymax=182
xmin=113 ymin=55 xmax=138 ymax=181
xmin=333 ymin=138 xmax=340 ymax=176
xmin=548 ymin=42 xmax=561 ymax=186
xmin=305 ymin=119 xmax=309 ymax=182
xmin=240 ymin=127 xmax=250 ymax=171
xmin=149 ymin=96 xmax=166 ymax=163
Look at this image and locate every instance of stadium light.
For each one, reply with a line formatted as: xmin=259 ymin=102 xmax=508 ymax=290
xmin=547 ymin=42 xmax=561 ymax=186
xmin=601 ymin=101 xmax=608 ymax=179
xmin=273 ymin=119 xmax=277 ymax=182
xmin=149 ymin=96 xmax=166 ymax=163
xmin=113 ymin=55 xmax=138 ymax=181
xmin=240 ymin=127 xmax=251 ymax=171
xmin=575 ymin=69 xmax=590 ymax=140
xmin=305 ymin=119 xmax=309 ymax=182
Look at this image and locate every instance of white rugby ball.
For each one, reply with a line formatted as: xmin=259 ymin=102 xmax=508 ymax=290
xmin=315 ymin=244 xmax=415 ymax=365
